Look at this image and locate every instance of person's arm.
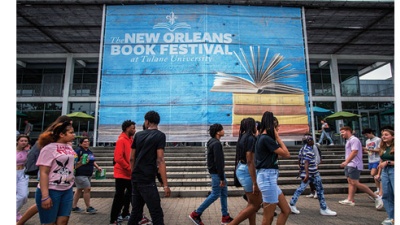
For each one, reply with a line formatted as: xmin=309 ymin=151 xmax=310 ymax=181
xmin=93 ymin=162 xmax=101 ymax=171
xmin=130 ymin=148 xmax=136 ymax=172
xmin=274 ymin=132 xmax=290 ymax=158
xmin=340 ymin=150 xmax=358 ymax=168
xmin=157 ymin=149 xmax=171 ymax=197
xmin=303 ymin=160 xmax=309 ymax=183
xmin=246 ymin=151 xmax=259 ymax=195
xmin=39 ymin=165 xmax=52 ymax=209
xmin=213 ymin=143 xmax=226 ymax=185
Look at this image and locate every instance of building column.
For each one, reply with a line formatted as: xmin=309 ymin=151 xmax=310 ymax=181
xmin=329 ymin=55 xmax=343 ymax=130
xmin=62 ymin=54 xmax=74 ymax=115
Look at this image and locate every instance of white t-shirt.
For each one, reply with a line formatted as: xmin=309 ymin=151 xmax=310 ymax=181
xmin=366 ymin=136 xmax=381 ymax=163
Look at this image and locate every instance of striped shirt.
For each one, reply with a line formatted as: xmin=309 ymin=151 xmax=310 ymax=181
xmin=298 ymin=144 xmax=318 ymax=178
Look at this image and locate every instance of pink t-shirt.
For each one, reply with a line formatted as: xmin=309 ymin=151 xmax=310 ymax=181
xmin=16 ymin=150 xmax=29 ymax=166
xmin=36 ymin=142 xmax=76 ymax=191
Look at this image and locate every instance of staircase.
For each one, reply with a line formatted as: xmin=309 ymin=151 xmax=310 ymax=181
xmin=28 ymin=145 xmax=376 ymax=198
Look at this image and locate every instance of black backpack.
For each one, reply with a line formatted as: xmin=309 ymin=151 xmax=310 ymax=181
xmin=24 ymin=142 xmax=40 ymax=176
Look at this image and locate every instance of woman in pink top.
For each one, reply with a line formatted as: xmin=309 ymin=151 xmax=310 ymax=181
xmin=16 ymin=134 xmax=30 ymax=222
xmin=36 ymin=121 xmax=76 ymax=225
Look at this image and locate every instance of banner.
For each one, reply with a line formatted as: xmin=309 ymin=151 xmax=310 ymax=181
xmin=99 ymin=4 xmax=309 ymax=142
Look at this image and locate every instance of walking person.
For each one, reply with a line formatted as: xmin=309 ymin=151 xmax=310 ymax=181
xmin=288 ymin=136 xmax=337 ymax=216
xmin=16 ymin=134 xmax=31 ymax=222
xmin=302 ymin=133 xmax=322 ymax=199
xmin=17 ymin=115 xmax=72 ymax=225
xmin=128 ymin=111 xmax=171 ymax=225
xmin=229 ymin=117 xmax=262 ymax=225
xmin=362 ymin=128 xmax=382 ymax=196
xmin=338 ymin=126 xmax=383 ymax=210
xmin=109 ymin=120 xmax=136 ymax=225
xmin=35 ymin=120 xmax=76 ymax=225
xmin=71 ymin=137 xmax=102 ymax=214
xmin=316 ymin=119 xmax=334 ymax=146
xmin=255 ymin=111 xmax=291 ymax=225
xmin=375 ymin=128 xmax=394 ymax=225
xmin=24 ymin=120 xmax=33 ymax=137
xmin=189 ymin=123 xmax=233 ymax=225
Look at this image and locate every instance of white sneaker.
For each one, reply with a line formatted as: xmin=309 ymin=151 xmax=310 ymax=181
xmin=375 ymin=196 xmax=384 ymax=210
xmin=316 ymin=143 xmax=320 ymax=146
xmin=305 ymin=193 xmax=314 ymax=198
xmin=289 ymin=205 xmax=300 ymax=214
xmin=338 ymin=199 xmax=355 ymax=206
xmin=313 ymin=192 xmax=318 ymax=199
xmin=329 ymin=143 xmax=334 ymax=146
xmin=320 ymin=208 xmax=337 ymax=216
xmin=382 ymin=218 xmax=394 ymax=225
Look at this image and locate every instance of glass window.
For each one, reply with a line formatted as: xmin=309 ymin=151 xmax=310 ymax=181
xmin=309 ymin=63 xmax=333 ymax=96
xmin=69 ymin=102 xmax=96 ymax=135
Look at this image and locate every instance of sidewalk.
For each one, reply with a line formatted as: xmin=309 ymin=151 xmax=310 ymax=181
xmin=18 ymin=193 xmax=386 ymax=225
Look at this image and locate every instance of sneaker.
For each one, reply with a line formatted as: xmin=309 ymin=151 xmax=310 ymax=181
xmin=329 ymin=143 xmax=334 ymax=146
xmin=71 ymin=207 xmax=84 ymax=213
xmin=139 ymin=215 xmax=152 ymax=225
xmin=382 ymin=218 xmax=394 ymax=225
xmin=305 ymin=193 xmax=314 ymax=198
xmin=375 ymin=196 xmax=384 ymax=210
xmin=85 ymin=206 xmax=97 ymax=214
xmin=16 ymin=212 xmax=22 ymax=222
xmin=221 ymin=214 xmax=234 ymax=224
xmin=313 ymin=192 xmax=318 ymax=199
xmin=117 ymin=214 xmax=130 ymax=222
xmin=338 ymin=199 xmax=355 ymax=206
xmin=289 ymin=205 xmax=300 ymax=214
xmin=316 ymin=143 xmax=321 ymax=146
xmin=320 ymin=208 xmax=337 ymax=216
xmin=189 ymin=211 xmax=204 ymax=225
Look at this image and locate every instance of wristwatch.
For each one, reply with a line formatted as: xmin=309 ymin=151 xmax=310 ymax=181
xmin=387 ymin=161 xmax=391 ymax=165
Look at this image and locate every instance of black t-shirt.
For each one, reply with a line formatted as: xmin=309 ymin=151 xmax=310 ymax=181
xmin=255 ymin=134 xmax=279 ymax=169
xmin=237 ymin=133 xmax=256 ymax=163
xmin=131 ymin=129 xmax=166 ymax=183
xmin=74 ymin=147 xmax=95 ymax=176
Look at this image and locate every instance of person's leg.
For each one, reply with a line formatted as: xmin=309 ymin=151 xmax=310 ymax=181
xmin=72 ymin=188 xmax=83 ymax=208
xmin=121 ymin=189 xmax=131 ymax=217
xmin=289 ymin=179 xmax=310 ymax=206
xmin=347 ymin=177 xmax=357 ymax=201
xmin=83 ymin=187 xmax=91 ymax=208
xmin=261 ymin=203 xmax=277 ymax=225
xmin=325 ymin=131 xmax=333 ymax=144
xmin=381 ymin=167 xmax=395 ymax=219
xmin=257 ymin=169 xmax=280 ymax=225
xmin=196 ymin=174 xmax=221 ymax=214
xmin=110 ymin=178 xmax=128 ymax=223
xmin=276 ymin=193 xmax=290 ymax=225
xmin=128 ymin=183 xmax=145 ymax=225
xmin=16 ymin=204 xmax=38 ymax=225
xmin=220 ymin=176 xmax=229 ymax=216
xmin=318 ymin=131 xmax=326 ymax=144
xmin=139 ymin=182 xmax=164 ymax=225
xmin=16 ymin=170 xmax=29 ymax=214
xmin=55 ymin=188 xmax=73 ymax=225
xmin=313 ymin=176 xmax=327 ymax=210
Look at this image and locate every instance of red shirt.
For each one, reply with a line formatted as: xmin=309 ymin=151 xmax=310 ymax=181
xmin=113 ymin=132 xmax=133 ymax=180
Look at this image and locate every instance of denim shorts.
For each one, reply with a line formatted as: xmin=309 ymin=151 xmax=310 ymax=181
xmin=236 ymin=162 xmax=253 ymax=193
xmin=36 ymin=188 xmax=73 ymax=224
xmin=256 ymin=168 xmax=282 ymax=204
xmin=344 ymin=166 xmax=361 ymax=180
xmin=368 ymin=162 xmax=379 ymax=170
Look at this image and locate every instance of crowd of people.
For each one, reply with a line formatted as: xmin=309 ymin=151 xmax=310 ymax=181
xmin=15 ymin=110 xmax=394 ymax=225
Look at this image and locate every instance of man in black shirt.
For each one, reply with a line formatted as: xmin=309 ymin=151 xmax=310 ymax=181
xmin=189 ymin=124 xmax=234 ymax=225
xmin=128 ymin=111 xmax=171 ymax=225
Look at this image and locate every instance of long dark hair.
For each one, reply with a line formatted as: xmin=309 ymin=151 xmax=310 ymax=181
xmin=259 ymin=111 xmax=276 ymax=140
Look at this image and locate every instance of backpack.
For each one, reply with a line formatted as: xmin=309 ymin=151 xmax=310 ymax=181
xmin=24 ymin=142 xmax=40 ymax=176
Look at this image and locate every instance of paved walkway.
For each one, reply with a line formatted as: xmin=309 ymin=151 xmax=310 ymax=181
xmin=18 ymin=193 xmax=387 ymax=225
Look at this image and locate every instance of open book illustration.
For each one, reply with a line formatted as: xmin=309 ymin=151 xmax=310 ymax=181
xmin=211 ymin=46 xmax=303 ymax=94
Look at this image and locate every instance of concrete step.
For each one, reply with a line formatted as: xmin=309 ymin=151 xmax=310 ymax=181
xmin=28 ymin=182 xmax=376 ymax=198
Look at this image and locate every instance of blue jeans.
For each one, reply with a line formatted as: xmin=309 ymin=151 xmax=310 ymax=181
xmin=35 ymin=188 xmax=73 ymax=224
xmin=318 ymin=130 xmax=333 ymax=144
xmin=289 ymin=173 xmax=328 ymax=210
xmin=381 ymin=166 xmax=394 ymax=219
xmin=236 ymin=163 xmax=253 ymax=193
xmin=196 ymin=174 xmax=228 ymax=216
xmin=128 ymin=181 xmax=164 ymax=225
